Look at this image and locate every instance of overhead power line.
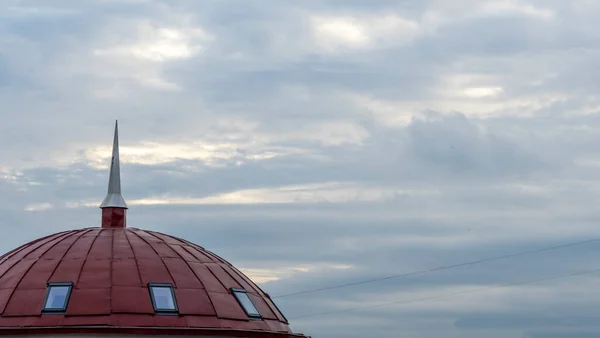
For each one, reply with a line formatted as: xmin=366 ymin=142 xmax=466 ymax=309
xmin=273 ymin=238 xmax=599 ymax=299
xmin=289 ymin=265 xmax=600 ymax=319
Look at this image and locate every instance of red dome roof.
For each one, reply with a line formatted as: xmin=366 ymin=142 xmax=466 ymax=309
xmin=0 ymin=227 xmax=307 ymax=337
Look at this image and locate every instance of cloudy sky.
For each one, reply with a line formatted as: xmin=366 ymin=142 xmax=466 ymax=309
xmin=2 ymin=0 xmax=600 ymax=337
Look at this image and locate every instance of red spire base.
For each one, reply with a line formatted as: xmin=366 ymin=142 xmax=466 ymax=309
xmin=102 ymin=208 xmax=126 ymax=228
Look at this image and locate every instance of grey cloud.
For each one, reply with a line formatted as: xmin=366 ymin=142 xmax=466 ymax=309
xmin=3 ymin=0 xmax=600 ymax=337
xmin=456 ymin=315 xmax=600 ymax=329
xmin=405 ymin=113 xmax=544 ymax=177
xmin=524 ymin=332 xmax=600 ymax=338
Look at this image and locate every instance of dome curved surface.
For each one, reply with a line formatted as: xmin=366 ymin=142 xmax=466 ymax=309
xmin=0 ymin=228 xmax=305 ymax=337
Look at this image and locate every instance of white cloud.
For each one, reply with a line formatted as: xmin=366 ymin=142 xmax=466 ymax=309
xmin=93 ymin=24 xmax=212 ymax=62
xmin=313 ymin=17 xmax=369 ymax=48
xmin=311 ymin=14 xmax=420 ymax=52
xmin=127 ymin=181 xmax=440 ymax=205
xmin=24 ymin=203 xmax=54 ymax=211
xmin=242 ymin=263 xmax=354 ymax=284
xmin=422 ymin=0 xmax=554 ymax=33
xmin=479 ymin=0 xmax=555 ymax=19
xmin=84 ymin=139 xmax=314 ymax=169
xmin=84 ymin=20 xmax=214 ymax=94
xmin=349 ymin=75 xmax=567 ymax=122
xmin=350 ymin=94 xmax=421 ymax=127
xmin=461 ymin=87 xmax=505 ymax=98
xmin=280 ymin=121 xmax=370 ymax=146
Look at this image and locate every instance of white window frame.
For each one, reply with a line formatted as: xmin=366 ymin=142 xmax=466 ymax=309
xmin=231 ymin=288 xmax=261 ymax=319
xmin=148 ymin=283 xmax=178 ymax=314
xmin=42 ymin=282 xmax=73 ymax=313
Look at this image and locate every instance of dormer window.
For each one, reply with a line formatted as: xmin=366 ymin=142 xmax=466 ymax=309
xmin=43 ymin=282 xmax=73 ymax=313
xmin=148 ymin=283 xmax=178 ymax=313
xmin=231 ymin=288 xmax=261 ymax=319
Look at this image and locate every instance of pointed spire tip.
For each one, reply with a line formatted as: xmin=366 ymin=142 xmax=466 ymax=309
xmin=100 ymin=120 xmax=127 ymax=209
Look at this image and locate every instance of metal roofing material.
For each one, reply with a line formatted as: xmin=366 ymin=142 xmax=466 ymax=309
xmin=0 ymin=228 xmax=307 ymax=337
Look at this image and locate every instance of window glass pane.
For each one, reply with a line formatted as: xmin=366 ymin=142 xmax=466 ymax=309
xmin=234 ymin=291 xmax=260 ymax=317
xmin=45 ymin=285 xmax=70 ymax=310
xmin=151 ymin=286 xmax=175 ymax=310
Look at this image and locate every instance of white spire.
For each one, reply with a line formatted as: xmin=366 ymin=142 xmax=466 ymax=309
xmin=100 ymin=120 xmax=128 ymax=209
